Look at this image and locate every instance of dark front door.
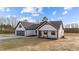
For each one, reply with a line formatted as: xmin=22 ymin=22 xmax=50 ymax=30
xmin=17 ymin=31 xmax=25 ymax=36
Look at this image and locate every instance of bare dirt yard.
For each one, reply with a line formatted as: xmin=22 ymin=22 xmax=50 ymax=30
xmin=0 ymin=33 xmax=79 ymax=51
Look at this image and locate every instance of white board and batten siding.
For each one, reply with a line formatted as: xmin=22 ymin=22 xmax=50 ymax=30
xmin=25 ymin=30 xmax=36 ymax=36
xmin=15 ymin=23 xmax=36 ymax=36
xmin=58 ymin=24 xmax=64 ymax=38
xmin=48 ymin=31 xmax=57 ymax=38
xmin=15 ymin=23 xmax=26 ymax=36
xmin=39 ymin=24 xmax=57 ymax=38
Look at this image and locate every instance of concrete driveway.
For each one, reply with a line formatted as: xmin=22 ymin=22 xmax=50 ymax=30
xmin=0 ymin=35 xmax=23 ymax=40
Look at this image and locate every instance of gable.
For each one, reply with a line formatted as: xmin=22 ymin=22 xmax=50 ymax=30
xmin=37 ymin=21 xmax=63 ymax=30
xmin=60 ymin=24 xmax=63 ymax=29
xmin=36 ymin=21 xmax=47 ymax=29
xmin=39 ymin=24 xmax=57 ymax=31
xmin=49 ymin=21 xmax=63 ymax=30
xmin=15 ymin=23 xmax=26 ymax=31
xmin=59 ymin=24 xmax=64 ymax=30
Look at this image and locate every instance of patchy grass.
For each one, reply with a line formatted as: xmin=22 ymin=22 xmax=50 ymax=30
xmin=0 ymin=33 xmax=79 ymax=51
xmin=65 ymin=33 xmax=79 ymax=36
xmin=0 ymin=37 xmax=50 ymax=50
xmin=0 ymin=34 xmax=14 ymax=36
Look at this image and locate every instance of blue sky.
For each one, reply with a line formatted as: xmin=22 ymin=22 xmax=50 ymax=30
xmin=0 ymin=7 xmax=79 ymax=24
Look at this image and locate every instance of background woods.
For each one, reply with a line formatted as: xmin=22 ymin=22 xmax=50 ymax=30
xmin=0 ymin=16 xmax=18 ymax=34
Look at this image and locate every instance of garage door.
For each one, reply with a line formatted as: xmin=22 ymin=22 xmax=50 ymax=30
xmin=16 ymin=31 xmax=25 ymax=36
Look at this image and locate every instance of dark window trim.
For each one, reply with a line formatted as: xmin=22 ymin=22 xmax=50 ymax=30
xmin=44 ymin=30 xmax=48 ymax=35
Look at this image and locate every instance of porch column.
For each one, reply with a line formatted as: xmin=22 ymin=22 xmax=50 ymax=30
xmin=37 ymin=30 xmax=39 ymax=37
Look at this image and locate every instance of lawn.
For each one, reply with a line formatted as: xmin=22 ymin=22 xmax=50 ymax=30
xmin=0 ymin=37 xmax=50 ymax=50
xmin=0 ymin=33 xmax=79 ymax=51
xmin=0 ymin=34 xmax=14 ymax=36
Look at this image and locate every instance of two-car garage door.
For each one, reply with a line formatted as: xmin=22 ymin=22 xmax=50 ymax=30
xmin=16 ymin=31 xmax=25 ymax=36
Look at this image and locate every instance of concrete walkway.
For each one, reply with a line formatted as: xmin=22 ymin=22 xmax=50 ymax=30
xmin=0 ymin=35 xmax=23 ymax=40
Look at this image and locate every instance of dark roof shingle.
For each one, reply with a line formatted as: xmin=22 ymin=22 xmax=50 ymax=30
xmin=16 ymin=20 xmax=63 ymax=30
xmin=26 ymin=24 xmax=39 ymax=30
xmin=20 ymin=21 xmax=39 ymax=30
xmin=37 ymin=21 xmax=63 ymax=30
xmin=49 ymin=21 xmax=63 ymax=30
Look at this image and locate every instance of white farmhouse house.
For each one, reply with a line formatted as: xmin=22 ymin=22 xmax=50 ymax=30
xmin=15 ymin=18 xmax=64 ymax=39
xmin=36 ymin=21 xmax=64 ymax=39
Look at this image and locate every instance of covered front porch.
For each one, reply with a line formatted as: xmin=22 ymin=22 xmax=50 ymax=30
xmin=37 ymin=30 xmax=58 ymax=39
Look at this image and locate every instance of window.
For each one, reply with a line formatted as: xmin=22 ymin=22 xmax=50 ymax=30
xmin=19 ymin=25 xmax=22 ymax=28
xmin=51 ymin=31 xmax=55 ymax=35
xmin=44 ymin=30 xmax=48 ymax=34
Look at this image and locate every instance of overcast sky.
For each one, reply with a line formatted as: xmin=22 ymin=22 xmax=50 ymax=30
xmin=0 ymin=7 xmax=79 ymax=24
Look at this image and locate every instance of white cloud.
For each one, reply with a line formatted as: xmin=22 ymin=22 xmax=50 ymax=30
xmin=21 ymin=7 xmax=35 ymax=14
xmin=21 ymin=7 xmax=43 ymax=16
xmin=52 ymin=11 xmax=56 ymax=15
xmin=37 ymin=7 xmax=43 ymax=14
xmin=6 ymin=8 xmax=10 ymax=12
xmin=62 ymin=7 xmax=73 ymax=15
xmin=64 ymin=7 xmax=73 ymax=10
xmin=32 ymin=13 xmax=39 ymax=16
xmin=19 ymin=17 xmax=36 ymax=22
xmin=62 ymin=11 xmax=68 ymax=15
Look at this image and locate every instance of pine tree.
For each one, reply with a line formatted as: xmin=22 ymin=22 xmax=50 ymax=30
xmin=42 ymin=17 xmax=48 ymax=22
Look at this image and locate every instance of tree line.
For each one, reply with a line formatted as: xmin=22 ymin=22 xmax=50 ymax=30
xmin=0 ymin=16 xmax=18 ymax=34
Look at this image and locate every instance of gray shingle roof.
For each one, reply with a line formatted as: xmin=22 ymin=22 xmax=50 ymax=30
xmin=37 ymin=21 xmax=63 ymax=30
xmin=16 ymin=20 xmax=63 ymax=30
xmin=49 ymin=21 xmax=63 ymax=30
xmin=20 ymin=21 xmax=39 ymax=30
xmin=26 ymin=24 xmax=39 ymax=30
